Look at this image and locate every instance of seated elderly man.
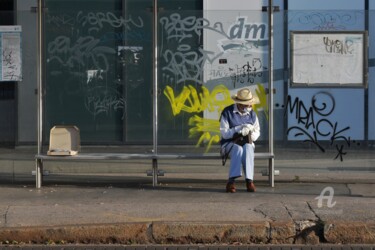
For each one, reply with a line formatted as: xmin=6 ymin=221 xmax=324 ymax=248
xmin=219 ymin=88 xmax=261 ymax=193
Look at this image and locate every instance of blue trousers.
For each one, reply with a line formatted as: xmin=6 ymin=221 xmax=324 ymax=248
xmin=223 ymin=142 xmax=255 ymax=181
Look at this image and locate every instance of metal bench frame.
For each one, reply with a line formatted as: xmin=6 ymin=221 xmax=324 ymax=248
xmin=35 ymin=152 xmax=274 ymax=188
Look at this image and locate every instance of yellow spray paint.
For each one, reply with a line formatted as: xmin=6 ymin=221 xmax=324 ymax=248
xmin=164 ymin=84 xmax=268 ymax=152
xmin=254 ymin=83 xmax=269 ymax=120
xmin=188 ymin=115 xmax=221 ymax=152
xmin=163 ymin=84 xmax=233 ymax=116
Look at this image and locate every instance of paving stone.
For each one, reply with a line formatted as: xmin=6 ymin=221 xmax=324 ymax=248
xmin=0 ymin=223 xmax=150 ymax=245
xmin=324 ymin=222 xmax=375 ymax=244
xmin=152 ymin=222 xmax=269 ymax=244
xmin=269 ymin=221 xmax=295 ymax=244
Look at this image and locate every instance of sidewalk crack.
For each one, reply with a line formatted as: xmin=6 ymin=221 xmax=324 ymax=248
xmin=306 ymin=201 xmax=327 ymax=243
xmin=148 ymin=222 xmax=156 ymax=244
xmin=306 ymin=201 xmax=321 ymax=221
xmin=282 ymin=203 xmax=298 ymax=244
xmin=345 ymin=183 xmax=353 ymax=196
xmin=282 ymin=203 xmax=295 ymax=223
xmin=3 ymin=205 xmax=10 ymax=226
xmin=253 ymin=207 xmax=268 ymax=219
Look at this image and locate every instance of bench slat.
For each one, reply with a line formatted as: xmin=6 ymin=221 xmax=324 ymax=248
xmin=35 ymin=153 xmax=155 ymax=160
xmin=35 ymin=152 xmax=274 ymax=161
xmin=155 ymin=153 xmax=274 ymax=159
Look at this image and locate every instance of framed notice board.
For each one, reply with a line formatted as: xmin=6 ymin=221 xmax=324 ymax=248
xmin=290 ymin=31 xmax=368 ymax=88
xmin=0 ymin=25 xmax=22 ymax=81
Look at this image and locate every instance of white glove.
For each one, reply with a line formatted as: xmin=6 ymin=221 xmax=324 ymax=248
xmin=244 ymin=124 xmax=255 ymax=133
xmin=240 ymin=126 xmax=251 ymax=136
xmin=234 ymin=125 xmax=243 ymax=133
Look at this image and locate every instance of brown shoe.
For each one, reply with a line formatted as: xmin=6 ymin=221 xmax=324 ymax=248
xmin=226 ymin=182 xmax=236 ymax=193
xmin=246 ymin=182 xmax=256 ymax=192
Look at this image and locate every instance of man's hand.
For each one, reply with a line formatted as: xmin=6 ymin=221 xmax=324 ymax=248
xmin=240 ymin=126 xmax=251 ymax=136
xmin=244 ymin=124 xmax=255 ymax=133
xmin=240 ymin=124 xmax=256 ymax=136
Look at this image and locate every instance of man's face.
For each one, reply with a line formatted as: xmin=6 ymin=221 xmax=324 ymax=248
xmin=237 ymin=103 xmax=252 ymax=113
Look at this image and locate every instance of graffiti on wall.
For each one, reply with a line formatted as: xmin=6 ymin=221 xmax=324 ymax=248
xmin=0 ymin=26 xmax=22 ymax=81
xmin=161 ymin=46 xmax=222 ymax=85
xmin=285 ymin=92 xmax=356 ymax=161
xmin=47 ymin=11 xmax=269 ymax=122
xmin=286 ymin=10 xmax=365 ymax=160
xmin=159 ymin=13 xmax=270 ymax=150
xmin=288 ymin=11 xmax=362 ymax=31
xmin=229 ymin=59 xmax=267 ymax=88
xmin=43 ymin=8 xmax=372 ymax=153
xmin=164 ymin=83 xmax=268 ymax=152
xmin=46 ymin=11 xmax=146 ymax=119
xmin=160 ymin=13 xmax=268 ymax=86
xmin=47 ymin=11 xmax=143 ymax=32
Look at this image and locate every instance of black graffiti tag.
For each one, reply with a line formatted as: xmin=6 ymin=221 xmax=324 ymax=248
xmin=285 ymin=92 xmax=351 ymax=161
xmin=323 ymin=36 xmax=354 ymax=54
xmin=229 ymin=59 xmax=266 ymax=88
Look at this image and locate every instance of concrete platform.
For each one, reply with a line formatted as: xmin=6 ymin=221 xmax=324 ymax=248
xmin=0 ymin=146 xmax=375 ymax=246
xmin=0 ymin=173 xmax=375 ymax=246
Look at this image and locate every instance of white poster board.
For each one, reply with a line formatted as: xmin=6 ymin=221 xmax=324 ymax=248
xmin=290 ymin=31 xmax=367 ymax=88
xmin=0 ymin=26 xmax=22 ymax=81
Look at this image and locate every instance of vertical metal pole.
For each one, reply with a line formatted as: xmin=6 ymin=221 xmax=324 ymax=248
xmin=364 ymin=0 xmax=369 ymax=142
xmin=153 ymin=0 xmax=158 ymax=155
xmin=268 ymin=0 xmax=275 ymax=187
xmin=152 ymin=159 xmax=158 ymax=187
xmin=37 ymin=0 xmax=43 ymax=154
xmin=36 ymin=159 xmax=43 ymax=188
xmin=152 ymin=0 xmax=159 ymax=186
xmin=282 ymin=0 xmax=288 ymax=145
xmin=36 ymin=0 xmax=44 ymax=188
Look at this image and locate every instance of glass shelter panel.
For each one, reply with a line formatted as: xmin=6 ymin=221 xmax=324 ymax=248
xmin=158 ymin=9 xmax=271 ymax=154
xmin=42 ymin=3 xmax=273 ymax=151
xmin=43 ymin=0 xmax=154 ymax=144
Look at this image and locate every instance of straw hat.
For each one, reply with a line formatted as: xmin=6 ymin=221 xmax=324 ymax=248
xmin=231 ymin=88 xmax=259 ymax=105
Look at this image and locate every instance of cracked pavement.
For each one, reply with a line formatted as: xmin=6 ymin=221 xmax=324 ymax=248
xmin=1 ymin=176 xmax=375 ymax=244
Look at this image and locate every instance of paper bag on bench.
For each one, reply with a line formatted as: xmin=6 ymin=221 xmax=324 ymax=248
xmin=47 ymin=125 xmax=80 ymax=156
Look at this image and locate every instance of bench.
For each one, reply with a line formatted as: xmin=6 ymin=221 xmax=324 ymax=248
xmin=35 ymin=152 xmax=275 ymax=188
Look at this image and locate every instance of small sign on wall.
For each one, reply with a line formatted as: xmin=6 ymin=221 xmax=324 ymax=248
xmin=219 ymin=59 xmax=227 ymax=64
xmin=0 ymin=26 xmax=22 ymax=82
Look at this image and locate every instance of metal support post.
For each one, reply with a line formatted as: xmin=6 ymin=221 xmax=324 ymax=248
xmin=36 ymin=159 xmax=43 ymax=188
xmin=268 ymin=158 xmax=274 ymax=187
xmin=36 ymin=0 xmax=44 ymax=188
xmin=268 ymin=0 xmax=275 ymax=187
xmin=152 ymin=0 xmax=158 ymax=155
xmin=37 ymin=0 xmax=44 ymax=155
xmin=152 ymin=159 xmax=158 ymax=187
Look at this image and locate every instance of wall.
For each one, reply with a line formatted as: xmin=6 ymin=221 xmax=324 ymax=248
xmin=285 ymin=0 xmax=370 ymax=164
xmin=201 ymin=0 xmax=374 ymax=162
